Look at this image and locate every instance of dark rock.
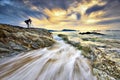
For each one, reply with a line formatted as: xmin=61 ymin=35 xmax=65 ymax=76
xmin=0 ymin=42 xmax=9 ymax=49
xmin=58 ymin=34 xmax=68 ymax=41
xmin=0 ymin=30 xmax=9 ymax=38
xmin=31 ymin=41 xmax=41 ymax=49
xmin=0 ymin=48 xmax=10 ymax=53
xmin=62 ymin=29 xmax=76 ymax=31
xmin=79 ymin=32 xmax=105 ymax=35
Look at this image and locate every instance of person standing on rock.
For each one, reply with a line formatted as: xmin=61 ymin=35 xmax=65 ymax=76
xmin=24 ymin=19 xmax=32 ymax=28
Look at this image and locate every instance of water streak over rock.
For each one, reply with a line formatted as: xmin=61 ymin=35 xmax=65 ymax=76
xmin=0 ymin=37 xmax=96 ymax=80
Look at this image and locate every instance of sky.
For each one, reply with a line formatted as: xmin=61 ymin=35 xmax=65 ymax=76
xmin=0 ymin=0 xmax=120 ymax=30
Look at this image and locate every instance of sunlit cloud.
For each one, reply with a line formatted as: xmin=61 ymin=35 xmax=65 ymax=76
xmin=0 ymin=0 xmax=120 ymax=30
xmin=44 ymin=8 xmax=67 ymax=22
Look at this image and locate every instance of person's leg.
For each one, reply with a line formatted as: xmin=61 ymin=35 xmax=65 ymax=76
xmin=29 ymin=23 xmax=31 ymax=28
xmin=27 ymin=23 xmax=29 ymax=28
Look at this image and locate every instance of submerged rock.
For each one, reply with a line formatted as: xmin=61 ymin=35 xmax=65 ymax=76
xmin=0 ymin=24 xmax=55 ymax=58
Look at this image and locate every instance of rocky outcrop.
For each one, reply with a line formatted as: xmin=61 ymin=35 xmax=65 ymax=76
xmin=79 ymin=32 xmax=105 ymax=35
xmin=0 ymin=24 xmax=55 ymax=58
xmin=58 ymin=34 xmax=120 ymax=80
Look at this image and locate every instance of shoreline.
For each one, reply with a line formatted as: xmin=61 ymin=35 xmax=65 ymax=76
xmin=0 ymin=24 xmax=120 ymax=80
xmin=58 ymin=33 xmax=120 ymax=80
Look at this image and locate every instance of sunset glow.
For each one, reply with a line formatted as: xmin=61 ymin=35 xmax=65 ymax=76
xmin=0 ymin=0 xmax=120 ymax=30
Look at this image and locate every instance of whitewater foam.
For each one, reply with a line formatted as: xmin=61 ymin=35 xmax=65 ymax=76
xmin=0 ymin=36 xmax=97 ymax=80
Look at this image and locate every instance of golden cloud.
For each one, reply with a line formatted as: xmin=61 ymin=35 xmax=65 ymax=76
xmin=22 ymin=0 xmax=110 ymax=30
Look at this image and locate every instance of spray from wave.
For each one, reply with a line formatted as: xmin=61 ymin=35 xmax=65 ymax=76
xmin=0 ymin=36 xmax=97 ymax=80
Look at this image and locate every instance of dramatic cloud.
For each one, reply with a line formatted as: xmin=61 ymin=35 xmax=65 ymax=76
xmin=0 ymin=0 xmax=120 ymax=30
xmin=86 ymin=5 xmax=106 ymax=15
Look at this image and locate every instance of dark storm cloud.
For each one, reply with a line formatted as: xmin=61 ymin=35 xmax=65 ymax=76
xmin=20 ymin=0 xmax=73 ymax=10
xmin=102 ymin=0 xmax=120 ymax=18
xmin=35 ymin=0 xmax=69 ymax=10
xmin=0 ymin=0 xmax=48 ymax=25
xmin=97 ymin=0 xmax=120 ymax=26
xmin=103 ymin=0 xmax=120 ymax=3
xmin=86 ymin=5 xmax=106 ymax=15
xmin=0 ymin=0 xmax=74 ymax=25
xmin=0 ymin=0 xmax=44 ymax=18
xmin=84 ymin=0 xmax=120 ymax=26
xmin=85 ymin=0 xmax=120 ymax=16
xmin=97 ymin=18 xmax=120 ymax=25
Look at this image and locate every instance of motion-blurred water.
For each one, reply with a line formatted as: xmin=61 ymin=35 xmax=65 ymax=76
xmin=0 ymin=36 xmax=96 ymax=80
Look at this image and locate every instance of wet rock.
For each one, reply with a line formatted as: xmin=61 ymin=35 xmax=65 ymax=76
xmin=0 ymin=42 xmax=9 ymax=49
xmin=89 ymin=47 xmax=120 ymax=80
xmin=0 ymin=48 xmax=10 ymax=53
xmin=59 ymin=34 xmax=120 ymax=80
xmin=9 ymin=41 xmax=27 ymax=51
xmin=58 ymin=34 xmax=68 ymax=41
xmin=0 ymin=24 xmax=55 ymax=58
xmin=93 ymin=68 xmax=116 ymax=80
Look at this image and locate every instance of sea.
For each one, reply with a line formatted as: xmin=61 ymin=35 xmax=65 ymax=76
xmin=52 ymin=30 xmax=120 ymax=40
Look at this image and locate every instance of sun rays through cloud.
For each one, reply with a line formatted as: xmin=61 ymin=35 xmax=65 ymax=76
xmin=0 ymin=0 xmax=120 ymax=30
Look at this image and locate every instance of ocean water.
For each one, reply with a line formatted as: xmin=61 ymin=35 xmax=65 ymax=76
xmin=53 ymin=30 xmax=120 ymax=56
xmin=100 ymin=30 xmax=120 ymax=40
xmin=52 ymin=30 xmax=120 ymax=40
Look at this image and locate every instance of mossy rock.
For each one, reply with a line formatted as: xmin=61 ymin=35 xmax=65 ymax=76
xmin=58 ymin=34 xmax=68 ymax=41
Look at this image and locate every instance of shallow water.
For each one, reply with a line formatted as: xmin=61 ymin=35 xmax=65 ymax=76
xmin=54 ymin=31 xmax=120 ymax=79
xmin=0 ymin=36 xmax=97 ymax=80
